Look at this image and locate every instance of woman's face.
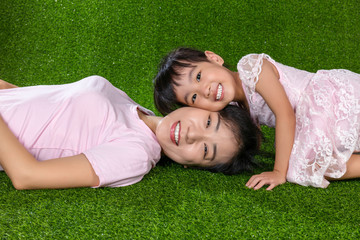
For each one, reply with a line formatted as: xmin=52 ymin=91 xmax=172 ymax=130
xmin=156 ymin=107 xmax=238 ymax=167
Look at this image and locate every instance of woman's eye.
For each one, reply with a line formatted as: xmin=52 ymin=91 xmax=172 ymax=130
xmin=206 ymin=116 xmax=211 ymax=128
xmin=204 ymin=143 xmax=208 ymax=158
xmin=196 ymin=72 xmax=201 ymax=82
xmin=192 ymin=94 xmax=197 ymax=104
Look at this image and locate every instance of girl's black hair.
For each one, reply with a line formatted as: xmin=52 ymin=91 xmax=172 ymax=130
xmin=153 ymin=47 xmax=210 ymax=115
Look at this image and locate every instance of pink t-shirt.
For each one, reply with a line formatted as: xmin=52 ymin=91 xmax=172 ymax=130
xmin=0 ymin=76 xmax=161 ymax=187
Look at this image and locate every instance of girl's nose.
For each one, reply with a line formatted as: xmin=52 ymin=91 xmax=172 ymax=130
xmin=203 ymin=85 xmax=211 ymax=99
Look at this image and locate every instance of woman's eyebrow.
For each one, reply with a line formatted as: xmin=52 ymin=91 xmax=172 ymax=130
xmin=211 ymin=145 xmax=217 ymax=161
xmin=210 ymin=114 xmax=221 ymax=161
xmin=215 ymin=114 xmax=220 ymax=131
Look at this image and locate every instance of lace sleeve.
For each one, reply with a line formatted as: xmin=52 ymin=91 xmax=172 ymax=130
xmin=237 ymin=53 xmax=269 ymax=95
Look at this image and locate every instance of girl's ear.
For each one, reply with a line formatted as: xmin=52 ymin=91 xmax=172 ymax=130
xmin=204 ymin=51 xmax=224 ymax=65
xmin=183 ymin=165 xmax=188 ymax=168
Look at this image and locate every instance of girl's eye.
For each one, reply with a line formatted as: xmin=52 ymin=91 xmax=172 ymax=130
xmin=196 ymin=72 xmax=201 ymax=82
xmin=206 ymin=116 xmax=211 ymax=128
xmin=192 ymin=94 xmax=197 ymax=104
xmin=204 ymin=143 xmax=208 ymax=158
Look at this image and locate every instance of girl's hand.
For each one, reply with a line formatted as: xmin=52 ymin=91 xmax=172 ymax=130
xmin=246 ymin=170 xmax=286 ymax=190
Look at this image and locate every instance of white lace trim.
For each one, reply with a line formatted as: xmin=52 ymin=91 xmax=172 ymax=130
xmin=237 ymin=53 xmax=272 ymax=103
xmin=288 ymin=69 xmax=360 ymax=188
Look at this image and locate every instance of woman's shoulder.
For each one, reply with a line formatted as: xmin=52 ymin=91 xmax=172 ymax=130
xmin=75 ymin=75 xmax=112 ymax=89
xmin=71 ymin=75 xmax=126 ymax=97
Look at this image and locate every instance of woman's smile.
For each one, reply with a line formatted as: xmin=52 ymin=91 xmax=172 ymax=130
xmin=170 ymin=121 xmax=181 ymax=146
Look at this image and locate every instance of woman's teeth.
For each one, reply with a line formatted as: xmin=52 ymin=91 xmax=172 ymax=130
xmin=216 ymin=84 xmax=223 ymax=100
xmin=174 ymin=122 xmax=180 ymax=145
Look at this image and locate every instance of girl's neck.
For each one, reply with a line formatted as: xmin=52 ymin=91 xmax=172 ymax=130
xmin=137 ymin=108 xmax=162 ymax=134
xmin=232 ymin=71 xmax=249 ymax=109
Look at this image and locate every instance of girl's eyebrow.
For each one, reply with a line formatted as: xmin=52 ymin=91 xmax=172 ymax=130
xmin=183 ymin=67 xmax=195 ymax=105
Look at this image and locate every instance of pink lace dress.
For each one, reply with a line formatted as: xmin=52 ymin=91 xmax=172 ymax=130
xmin=238 ymin=54 xmax=360 ymax=188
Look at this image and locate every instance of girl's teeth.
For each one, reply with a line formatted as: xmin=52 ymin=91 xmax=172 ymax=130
xmin=174 ymin=122 xmax=180 ymax=145
xmin=216 ymin=84 xmax=223 ymax=100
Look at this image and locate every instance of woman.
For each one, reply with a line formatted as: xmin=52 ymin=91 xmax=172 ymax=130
xmin=0 ymin=76 xmax=261 ymax=190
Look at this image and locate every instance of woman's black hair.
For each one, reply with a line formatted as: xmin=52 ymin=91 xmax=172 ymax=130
xmin=158 ymin=104 xmax=262 ymax=175
xmin=196 ymin=104 xmax=262 ymax=175
xmin=153 ymin=47 xmax=210 ymax=115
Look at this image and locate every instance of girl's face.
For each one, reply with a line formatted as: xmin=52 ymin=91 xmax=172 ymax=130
xmin=156 ymin=107 xmax=238 ymax=167
xmin=173 ymin=55 xmax=238 ymax=112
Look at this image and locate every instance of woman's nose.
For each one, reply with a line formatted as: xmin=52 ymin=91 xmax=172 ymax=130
xmin=185 ymin=125 xmax=203 ymax=144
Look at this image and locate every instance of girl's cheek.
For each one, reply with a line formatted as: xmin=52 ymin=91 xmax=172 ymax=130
xmin=206 ymin=103 xmax=224 ymax=112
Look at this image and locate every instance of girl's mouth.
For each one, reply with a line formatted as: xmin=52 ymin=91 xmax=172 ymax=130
xmin=215 ymin=84 xmax=224 ymax=101
xmin=170 ymin=121 xmax=181 ymax=146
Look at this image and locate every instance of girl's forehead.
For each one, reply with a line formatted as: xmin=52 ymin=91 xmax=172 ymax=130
xmin=173 ymin=63 xmax=198 ymax=83
xmin=174 ymin=63 xmax=196 ymax=74
xmin=172 ymin=71 xmax=190 ymax=86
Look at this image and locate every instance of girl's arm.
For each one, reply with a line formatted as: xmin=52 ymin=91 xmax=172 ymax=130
xmin=0 ymin=115 xmax=99 ymax=190
xmin=0 ymin=80 xmax=18 ymax=89
xmin=246 ymin=59 xmax=296 ymax=190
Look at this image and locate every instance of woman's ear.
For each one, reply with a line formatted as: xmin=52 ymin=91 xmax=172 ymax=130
xmin=204 ymin=51 xmax=224 ymax=65
xmin=183 ymin=165 xmax=188 ymax=168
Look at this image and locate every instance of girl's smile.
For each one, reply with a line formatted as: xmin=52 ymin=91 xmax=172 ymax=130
xmin=216 ymin=83 xmax=224 ymax=101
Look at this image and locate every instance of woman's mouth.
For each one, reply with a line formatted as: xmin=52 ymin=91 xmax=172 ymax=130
xmin=170 ymin=121 xmax=181 ymax=146
xmin=215 ymin=84 xmax=224 ymax=101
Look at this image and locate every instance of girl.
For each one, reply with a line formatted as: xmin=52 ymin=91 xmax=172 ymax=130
xmin=0 ymin=76 xmax=261 ymax=190
xmin=153 ymin=47 xmax=360 ymax=189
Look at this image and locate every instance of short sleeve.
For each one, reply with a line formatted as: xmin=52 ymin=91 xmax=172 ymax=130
xmin=237 ymin=53 xmax=270 ymax=95
xmin=83 ymin=140 xmax=159 ymax=188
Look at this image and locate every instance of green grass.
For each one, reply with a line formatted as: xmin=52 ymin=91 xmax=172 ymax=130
xmin=1 ymin=0 xmax=360 ymax=239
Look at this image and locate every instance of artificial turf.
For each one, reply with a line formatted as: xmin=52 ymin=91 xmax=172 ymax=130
xmin=1 ymin=0 xmax=360 ymax=239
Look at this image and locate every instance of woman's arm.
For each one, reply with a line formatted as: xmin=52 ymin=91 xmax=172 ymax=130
xmin=0 ymin=115 xmax=99 ymax=190
xmin=0 ymin=80 xmax=18 ymax=89
xmin=246 ymin=59 xmax=296 ymax=190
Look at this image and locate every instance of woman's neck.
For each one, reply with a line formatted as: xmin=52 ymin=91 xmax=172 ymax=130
xmin=137 ymin=108 xmax=162 ymax=134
